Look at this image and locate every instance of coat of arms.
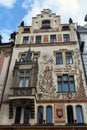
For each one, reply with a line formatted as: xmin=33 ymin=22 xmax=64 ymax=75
xmin=56 ymin=109 xmax=63 ymax=118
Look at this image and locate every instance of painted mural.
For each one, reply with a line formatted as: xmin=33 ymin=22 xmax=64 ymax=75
xmin=37 ymin=48 xmax=86 ymax=100
xmin=38 ymin=54 xmax=56 ymax=99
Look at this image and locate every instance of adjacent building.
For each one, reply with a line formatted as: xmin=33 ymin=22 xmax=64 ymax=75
xmin=77 ymin=24 xmax=87 ymax=83
xmin=0 ymin=9 xmax=87 ymax=130
xmin=0 ymin=40 xmax=13 ymax=107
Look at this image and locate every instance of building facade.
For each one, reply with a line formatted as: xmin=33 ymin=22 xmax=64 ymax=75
xmin=77 ymin=24 xmax=87 ymax=83
xmin=0 ymin=42 xmax=13 ymax=106
xmin=0 ymin=9 xmax=87 ymax=130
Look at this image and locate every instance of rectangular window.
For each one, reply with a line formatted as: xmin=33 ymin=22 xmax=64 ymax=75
xmin=57 ymin=76 xmax=62 ymax=92
xmin=15 ymin=107 xmax=21 ymax=124
xmin=19 ymin=71 xmax=30 ymax=87
xmin=50 ymin=35 xmax=56 ymax=43
xmin=56 ymin=53 xmax=63 ymax=65
xmin=35 ymin=36 xmax=41 ymax=43
xmin=69 ymin=76 xmax=75 ymax=91
xmin=66 ymin=52 xmax=72 ymax=64
xmin=63 ymin=34 xmax=70 ymax=42
xmin=57 ymin=74 xmax=75 ymax=92
xmin=23 ymin=36 xmax=29 ymax=44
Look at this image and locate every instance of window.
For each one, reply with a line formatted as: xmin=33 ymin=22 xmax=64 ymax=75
xmin=50 ymin=35 xmax=56 ymax=43
xmin=63 ymin=34 xmax=70 ymax=42
xmin=69 ymin=76 xmax=75 ymax=91
xmin=67 ymin=105 xmax=74 ymax=124
xmin=62 ymin=26 xmax=69 ymax=31
xmin=56 ymin=53 xmax=63 ymax=65
xmin=35 ymin=36 xmax=41 ymax=43
xmin=42 ymin=20 xmax=50 ymax=29
xmin=15 ymin=107 xmax=21 ymax=124
xmin=24 ymin=107 xmax=30 ymax=124
xmin=37 ymin=106 xmax=43 ymax=124
xmin=19 ymin=71 xmax=30 ymax=87
xmin=23 ymin=36 xmax=29 ymax=44
xmin=20 ymin=53 xmax=26 ymax=61
xmin=33 ymin=53 xmax=38 ymax=61
xmin=46 ymin=106 xmax=52 ymax=124
xmin=66 ymin=52 xmax=72 ymax=64
xmin=76 ymin=105 xmax=83 ymax=123
xmin=57 ymin=74 xmax=75 ymax=92
xmin=15 ymin=107 xmax=30 ymax=124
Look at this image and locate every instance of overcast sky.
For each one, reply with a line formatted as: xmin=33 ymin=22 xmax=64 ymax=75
xmin=0 ymin=0 xmax=87 ymax=42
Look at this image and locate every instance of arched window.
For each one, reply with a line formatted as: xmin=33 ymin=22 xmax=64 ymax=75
xmin=67 ymin=105 xmax=74 ymax=124
xmin=24 ymin=107 xmax=30 ymax=124
xmin=76 ymin=105 xmax=83 ymax=123
xmin=37 ymin=106 xmax=43 ymax=124
xmin=46 ymin=106 xmax=52 ymax=124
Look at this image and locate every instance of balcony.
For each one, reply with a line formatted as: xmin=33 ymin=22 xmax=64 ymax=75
xmin=11 ymin=87 xmax=36 ymax=96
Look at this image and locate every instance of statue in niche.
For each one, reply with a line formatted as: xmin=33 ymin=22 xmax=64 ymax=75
xmin=26 ymin=48 xmax=32 ymax=61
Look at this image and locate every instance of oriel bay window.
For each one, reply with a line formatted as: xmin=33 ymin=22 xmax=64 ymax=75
xmin=57 ymin=74 xmax=75 ymax=92
xmin=19 ymin=71 xmax=30 ymax=87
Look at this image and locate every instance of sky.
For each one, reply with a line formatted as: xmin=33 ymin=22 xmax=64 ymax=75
xmin=0 ymin=0 xmax=87 ymax=43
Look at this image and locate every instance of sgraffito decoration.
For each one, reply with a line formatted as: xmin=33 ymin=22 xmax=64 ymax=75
xmin=37 ymin=48 xmax=86 ymax=100
xmin=38 ymin=54 xmax=56 ymax=99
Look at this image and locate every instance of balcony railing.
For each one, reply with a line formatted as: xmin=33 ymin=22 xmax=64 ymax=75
xmin=11 ymin=87 xmax=36 ymax=96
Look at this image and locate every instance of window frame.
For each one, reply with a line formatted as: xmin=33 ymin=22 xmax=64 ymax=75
xmin=35 ymin=36 xmax=42 ymax=44
xmin=22 ymin=36 xmax=29 ymax=44
xmin=42 ymin=20 xmax=50 ymax=29
xmin=63 ymin=34 xmax=70 ymax=42
xmin=76 ymin=105 xmax=84 ymax=123
xmin=56 ymin=52 xmax=63 ymax=65
xmin=65 ymin=52 xmax=73 ymax=64
xmin=67 ymin=105 xmax=74 ymax=124
xmin=57 ymin=74 xmax=75 ymax=93
xmin=46 ymin=106 xmax=52 ymax=124
xmin=19 ymin=71 xmax=30 ymax=88
xmin=50 ymin=35 xmax=56 ymax=43
xmin=37 ymin=106 xmax=44 ymax=124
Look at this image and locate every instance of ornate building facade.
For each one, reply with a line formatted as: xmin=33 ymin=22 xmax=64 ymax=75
xmin=0 ymin=9 xmax=87 ymax=130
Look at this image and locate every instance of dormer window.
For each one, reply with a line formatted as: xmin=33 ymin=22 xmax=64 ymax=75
xmin=42 ymin=20 xmax=50 ymax=29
